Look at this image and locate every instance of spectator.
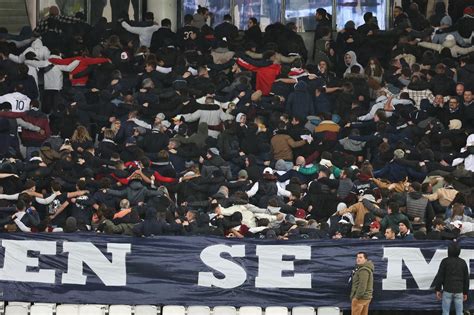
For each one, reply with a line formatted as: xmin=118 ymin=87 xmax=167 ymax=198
xmin=350 ymin=252 xmax=374 ymax=315
xmin=433 ymin=242 xmax=469 ymax=315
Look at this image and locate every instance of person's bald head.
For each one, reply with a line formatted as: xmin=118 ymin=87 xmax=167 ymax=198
xmin=295 ymin=156 xmax=305 ymax=166
xmin=49 ymin=6 xmax=60 ymax=16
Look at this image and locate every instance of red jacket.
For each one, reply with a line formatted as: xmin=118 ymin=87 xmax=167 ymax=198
xmin=0 ymin=110 xmax=50 ymax=146
xmin=49 ymin=56 xmax=110 ymax=86
xmin=236 ymin=58 xmax=281 ymax=95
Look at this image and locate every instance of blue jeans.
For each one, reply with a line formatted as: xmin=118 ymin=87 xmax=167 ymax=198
xmin=442 ymin=292 xmax=463 ymax=315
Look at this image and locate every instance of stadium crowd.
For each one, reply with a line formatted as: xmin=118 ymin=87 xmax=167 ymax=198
xmin=0 ymin=1 xmax=471 ymax=240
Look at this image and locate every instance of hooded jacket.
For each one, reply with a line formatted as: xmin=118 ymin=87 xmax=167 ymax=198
xmin=107 ymin=181 xmax=163 ymax=206
xmin=344 ymin=51 xmax=364 ymax=76
xmin=286 ymin=81 xmax=314 ymax=118
xmin=132 ymin=208 xmax=174 ymax=237
xmin=350 ymin=260 xmax=374 ymax=300
xmin=433 ymin=243 xmax=469 ymax=294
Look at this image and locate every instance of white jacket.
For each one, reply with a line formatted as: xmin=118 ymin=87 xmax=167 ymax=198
xmin=43 ymin=55 xmax=80 ymax=91
xmin=121 ymin=21 xmax=159 ymax=47
xmin=12 ymin=55 xmax=79 ymax=91
xmin=220 ymin=204 xmax=276 ymax=228
xmin=418 ymin=35 xmax=474 ymax=58
xmin=182 ymin=107 xmax=234 ymax=138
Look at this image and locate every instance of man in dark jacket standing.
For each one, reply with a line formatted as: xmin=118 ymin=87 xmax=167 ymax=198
xmin=350 ymin=252 xmax=374 ymax=315
xmin=434 ymin=242 xmax=469 ymax=315
xmin=214 ymin=14 xmax=238 ymax=42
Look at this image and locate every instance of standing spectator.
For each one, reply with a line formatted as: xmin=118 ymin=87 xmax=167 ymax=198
xmin=33 ymin=6 xmax=82 ymax=36
xmin=150 ymin=19 xmax=177 ymax=53
xmin=214 ymin=14 xmax=238 ymax=41
xmin=244 ymin=18 xmax=262 ymax=48
xmin=121 ymin=13 xmax=160 ymax=48
xmin=350 ymin=252 xmax=374 ymax=315
xmin=433 ymin=242 xmax=469 ymax=315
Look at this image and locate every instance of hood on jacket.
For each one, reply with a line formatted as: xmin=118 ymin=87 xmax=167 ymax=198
xmin=31 ymin=38 xmax=44 ymax=50
xmin=29 ymin=39 xmax=50 ymax=60
xmin=358 ymin=260 xmax=375 ymax=271
xmin=236 ymin=112 xmax=246 ymax=123
xmin=448 ymin=242 xmax=461 ymax=257
xmin=408 ymin=191 xmax=423 ymax=199
xmin=443 ymin=35 xmax=456 ymax=48
xmin=345 ymin=51 xmax=358 ymax=67
xmin=466 ymin=134 xmax=474 ymax=147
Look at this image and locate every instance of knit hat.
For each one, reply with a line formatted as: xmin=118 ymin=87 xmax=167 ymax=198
xmin=440 ymin=15 xmax=452 ymax=26
xmin=209 ymin=147 xmax=220 ymax=156
xmin=399 ymin=219 xmax=410 ymax=229
xmin=161 ymin=120 xmax=171 ymax=128
xmin=337 ymin=202 xmax=347 ymax=212
xmin=275 ymin=159 xmax=292 ymax=172
xmin=370 ymin=221 xmax=381 ymax=229
xmin=214 ymin=186 xmax=229 ymax=198
xmin=449 ymin=119 xmax=462 ymax=130
xmin=295 ymin=208 xmax=306 ymax=219
xmin=394 ymin=149 xmax=405 ymax=159
xmin=156 ymin=113 xmax=165 ymax=121
xmin=64 ymin=217 xmax=77 ymax=233
xmin=238 ymin=169 xmax=248 ymax=179
xmin=266 ymin=229 xmax=277 ymax=239
xmin=464 ymin=6 xmax=474 ymax=17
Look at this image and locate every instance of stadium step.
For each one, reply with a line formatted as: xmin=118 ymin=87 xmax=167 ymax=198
xmin=0 ymin=0 xmax=29 ymax=34
xmin=1 ymin=302 xmax=340 ymax=315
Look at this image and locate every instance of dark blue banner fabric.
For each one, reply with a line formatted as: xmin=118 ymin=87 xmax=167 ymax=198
xmin=0 ymin=233 xmax=471 ymax=310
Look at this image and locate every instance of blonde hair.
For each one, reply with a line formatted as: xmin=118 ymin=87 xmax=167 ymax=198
xmin=103 ymin=128 xmax=115 ymax=140
xmin=71 ymin=125 xmax=92 ymax=143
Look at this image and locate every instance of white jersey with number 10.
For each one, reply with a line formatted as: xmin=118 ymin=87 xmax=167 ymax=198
xmin=0 ymin=92 xmax=31 ymax=112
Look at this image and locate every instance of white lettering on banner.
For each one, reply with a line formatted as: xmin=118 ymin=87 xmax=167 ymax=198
xmin=255 ymin=245 xmax=311 ymax=288
xmin=459 ymin=250 xmax=474 ymax=289
xmin=383 ymin=247 xmax=447 ymax=290
xmin=62 ymin=242 xmax=131 ymax=286
xmin=0 ymin=240 xmax=56 ymax=283
xmin=198 ymin=245 xmax=246 ymax=289
xmin=0 ymin=240 xmax=130 ymax=286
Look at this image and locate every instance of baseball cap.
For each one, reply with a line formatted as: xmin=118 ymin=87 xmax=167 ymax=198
xmin=172 ymin=115 xmax=183 ymax=122
xmin=263 ymin=167 xmax=273 ymax=174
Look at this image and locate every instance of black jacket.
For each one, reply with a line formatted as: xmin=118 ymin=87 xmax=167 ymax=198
xmin=214 ymin=21 xmax=238 ymax=41
xmin=150 ymin=27 xmax=177 ymax=53
xmin=433 ymin=243 xmax=469 ymax=294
